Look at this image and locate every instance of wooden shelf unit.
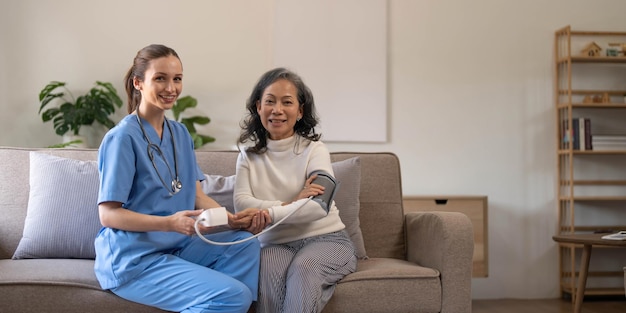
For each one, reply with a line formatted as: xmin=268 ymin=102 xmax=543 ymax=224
xmin=554 ymin=25 xmax=626 ymax=300
xmin=402 ymin=195 xmax=488 ymax=278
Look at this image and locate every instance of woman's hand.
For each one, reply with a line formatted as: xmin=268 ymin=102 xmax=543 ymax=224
xmin=231 ymin=208 xmax=272 ymax=234
xmin=246 ymin=209 xmax=271 ymax=234
xmin=293 ymin=174 xmax=325 ymax=202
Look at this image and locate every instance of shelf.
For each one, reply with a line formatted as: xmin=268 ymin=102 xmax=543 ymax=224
xmin=557 ymin=56 xmax=626 ymax=64
xmin=558 ymin=150 xmax=626 ymax=155
xmin=557 ymin=103 xmax=626 ymax=109
xmin=559 ymin=180 xmax=626 ymax=186
xmin=556 ymin=239 xmax=626 ymax=246
xmin=558 ymin=225 xmax=626 ymax=231
xmin=567 ymin=29 xmax=626 ymax=36
xmin=557 ymin=90 xmax=626 ymax=96
xmin=559 ymin=196 xmax=626 ymax=201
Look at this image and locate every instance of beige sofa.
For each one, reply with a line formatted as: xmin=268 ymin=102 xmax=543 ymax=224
xmin=0 ymin=146 xmax=474 ymax=313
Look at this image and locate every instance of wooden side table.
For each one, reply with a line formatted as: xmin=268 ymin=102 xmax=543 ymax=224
xmin=552 ymin=233 xmax=626 ymax=313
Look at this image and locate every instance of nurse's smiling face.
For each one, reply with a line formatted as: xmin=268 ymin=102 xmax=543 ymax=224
xmin=134 ymin=55 xmax=183 ymax=113
xmin=256 ymin=79 xmax=303 ymax=140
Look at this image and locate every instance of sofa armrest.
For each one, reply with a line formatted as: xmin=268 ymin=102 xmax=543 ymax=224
xmin=405 ymin=211 xmax=474 ymax=313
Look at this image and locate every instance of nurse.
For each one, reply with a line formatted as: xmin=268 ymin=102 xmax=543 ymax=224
xmin=94 ymin=44 xmax=262 ymax=313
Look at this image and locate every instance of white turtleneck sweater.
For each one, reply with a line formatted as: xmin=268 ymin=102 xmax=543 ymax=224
xmin=234 ymin=135 xmax=345 ymax=245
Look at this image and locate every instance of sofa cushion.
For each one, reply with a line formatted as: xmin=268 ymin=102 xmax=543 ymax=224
xmin=201 ymin=156 xmax=367 ymax=259
xmin=12 ymin=152 xmax=101 ymax=259
xmin=201 ymin=174 xmax=236 ymax=213
xmin=325 ymin=258 xmax=442 ymax=312
xmin=0 ymin=259 xmax=167 ymax=313
xmin=331 ymin=157 xmax=367 ymax=259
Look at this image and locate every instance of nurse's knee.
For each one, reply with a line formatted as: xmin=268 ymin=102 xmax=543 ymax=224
xmin=223 ymin=284 xmax=253 ymax=312
xmin=197 ymin=281 xmax=253 ymax=313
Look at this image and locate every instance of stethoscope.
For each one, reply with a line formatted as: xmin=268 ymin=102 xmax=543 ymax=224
xmin=136 ymin=113 xmax=182 ymax=196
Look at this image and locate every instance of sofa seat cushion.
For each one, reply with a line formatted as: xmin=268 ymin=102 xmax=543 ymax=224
xmin=0 ymin=260 xmax=166 ymax=313
xmin=0 ymin=259 xmax=101 ymax=289
xmin=324 ymin=257 xmax=442 ymax=313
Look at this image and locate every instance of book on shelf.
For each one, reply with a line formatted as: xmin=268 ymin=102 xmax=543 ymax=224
xmin=562 ymin=119 xmax=571 ymax=147
xmin=602 ymin=231 xmax=626 ymax=240
xmin=591 ymin=134 xmax=626 ymax=151
xmin=572 ymin=118 xmax=579 ymax=150
xmin=592 ymin=135 xmax=626 ymax=142
xmin=584 ymin=118 xmax=592 ymax=150
xmin=592 ymin=143 xmax=626 ymax=151
xmin=579 ymin=118 xmax=591 ymax=151
xmin=563 ymin=118 xmax=592 ymax=150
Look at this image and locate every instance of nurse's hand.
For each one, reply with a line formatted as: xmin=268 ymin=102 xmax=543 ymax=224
xmin=169 ymin=210 xmax=203 ymax=236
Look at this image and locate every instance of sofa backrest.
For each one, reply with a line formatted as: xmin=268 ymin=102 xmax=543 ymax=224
xmin=0 ymin=147 xmax=405 ymax=260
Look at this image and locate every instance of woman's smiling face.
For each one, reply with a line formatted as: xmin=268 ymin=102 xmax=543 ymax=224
xmin=134 ymin=55 xmax=183 ymax=111
xmin=256 ymin=79 xmax=303 ymax=140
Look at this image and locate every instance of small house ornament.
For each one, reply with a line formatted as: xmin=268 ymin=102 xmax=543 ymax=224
xmin=581 ymin=42 xmax=602 ymax=57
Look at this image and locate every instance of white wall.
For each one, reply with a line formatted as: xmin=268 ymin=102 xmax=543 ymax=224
xmin=3 ymin=0 xmax=626 ymax=300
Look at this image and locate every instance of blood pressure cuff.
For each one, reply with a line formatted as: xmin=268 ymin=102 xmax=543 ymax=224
xmin=309 ymin=170 xmax=340 ymax=214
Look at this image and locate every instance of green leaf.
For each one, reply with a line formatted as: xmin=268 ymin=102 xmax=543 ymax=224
xmin=192 ymin=134 xmax=203 ymax=149
xmin=197 ymin=134 xmax=216 ymax=144
xmin=47 ymin=139 xmax=83 ymax=148
xmin=170 ymin=95 xmax=215 ymax=149
xmin=38 ymin=81 xmax=65 ymax=101
xmin=39 ymin=92 xmax=65 ymax=113
xmin=41 ymin=108 xmax=60 ymax=122
xmin=182 ymin=116 xmax=210 ymax=125
xmin=173 ymin=95 xmax=197 ymax=121
xmin=96 ymin=81 xmax=123 ymax=108
xmin=181 ymin=120 xmax=196 ymax=133
xmin=52 ymin=117 xmax=69 ymax=136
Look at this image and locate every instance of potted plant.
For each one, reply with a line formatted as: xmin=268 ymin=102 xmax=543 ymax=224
xmin=172 ymin=95 xmax=215 ymax=149
xmin=38 ymin=81 xmax=123 ymax=147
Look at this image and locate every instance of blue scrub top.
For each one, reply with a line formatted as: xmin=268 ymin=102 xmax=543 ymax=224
xmin=94 ymin=114 xmax=204 ymax=289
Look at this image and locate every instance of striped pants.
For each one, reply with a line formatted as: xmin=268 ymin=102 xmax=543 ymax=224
xmin=257 ymin=230 xmax=357 ymax=313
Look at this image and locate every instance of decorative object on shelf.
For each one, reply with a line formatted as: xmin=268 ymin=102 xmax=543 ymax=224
xmin=608 ymin=42 xmax=626 ymax=56
xmin=583 ymin=92 xmax=610 ymax=104
xmin=38 ymin=81 xmax=123 ymax=148
xmin=580 ymin=41 xmax=602 ymax=57
xmin=171 ymin=95 xmax=215 ymax=149
xmin=606 ymin=47 xmax=620 ymax=57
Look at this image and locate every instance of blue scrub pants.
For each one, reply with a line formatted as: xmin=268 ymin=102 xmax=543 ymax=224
xmin=111 ymin=230 xmax=260 ymax=313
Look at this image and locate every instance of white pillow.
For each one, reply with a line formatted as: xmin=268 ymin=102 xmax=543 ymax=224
xmin=12 ymin=152 xmax=101 ymax=259
xmin=201 ymin=174 xmax=236 ymax=213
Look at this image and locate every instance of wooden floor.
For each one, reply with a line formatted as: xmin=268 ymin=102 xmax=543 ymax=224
xmin=472 ymin=297 xmax=626 ymax=313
